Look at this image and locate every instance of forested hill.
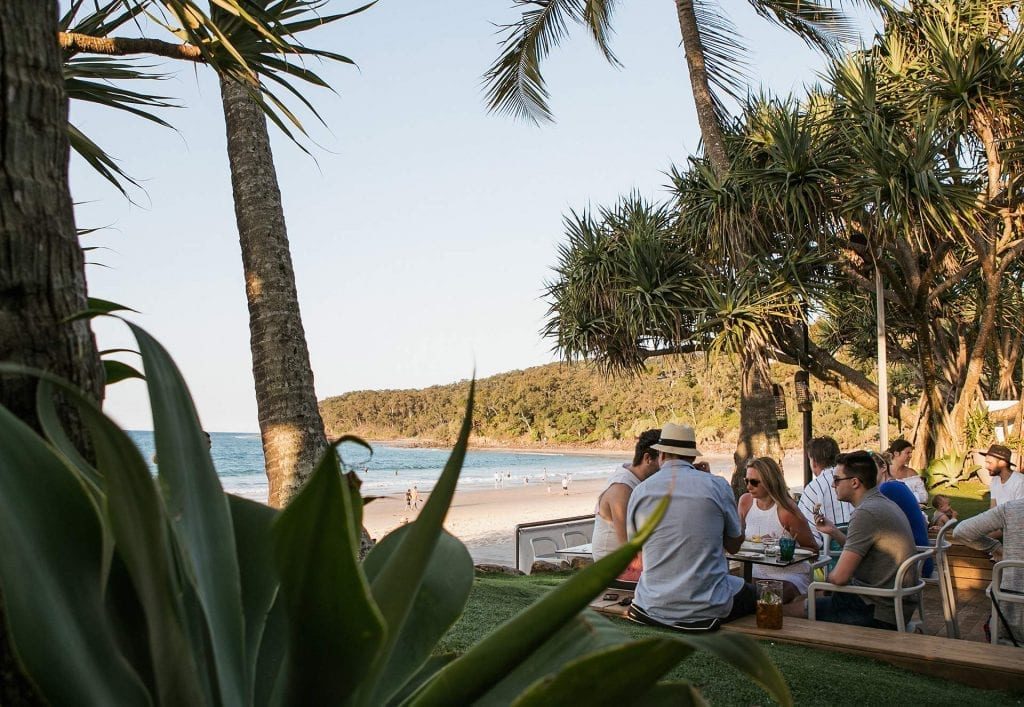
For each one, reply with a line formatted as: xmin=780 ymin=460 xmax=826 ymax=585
xmin=320 ymin=355 xmax=885 ymax=451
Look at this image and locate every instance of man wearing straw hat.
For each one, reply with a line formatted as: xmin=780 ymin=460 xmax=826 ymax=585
xmin=626 ymin=423 xmax=752 ymax=631
xmin=983 ymin=444 xmax=1024 ymax=508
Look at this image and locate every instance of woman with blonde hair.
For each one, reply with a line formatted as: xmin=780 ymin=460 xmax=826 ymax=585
xmin=739 ymin=457 xmax=819 ymax=602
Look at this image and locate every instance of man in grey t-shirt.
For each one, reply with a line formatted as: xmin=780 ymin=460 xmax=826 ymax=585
xmin=626 ymin=423 xmax=752 ymax=627
xmin=808 ymin=451 xmax=918 ymax=629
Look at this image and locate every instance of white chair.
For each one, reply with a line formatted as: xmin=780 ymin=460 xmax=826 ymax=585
xmin=988 ymin=559 xmax=1024 ymax=645
xmin=563 ymin=530 xmax=589 ymax=548
xmin=807 ymin=547 xmax=935 ymax=632
xmin=919 ymin=518 xmax=959 ymax=638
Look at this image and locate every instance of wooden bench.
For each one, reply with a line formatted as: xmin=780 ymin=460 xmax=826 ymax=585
xmin=946 ymin=542 xmax=993 ymax=591
xmin=589 ymin=592 xmax=1024 ymax=691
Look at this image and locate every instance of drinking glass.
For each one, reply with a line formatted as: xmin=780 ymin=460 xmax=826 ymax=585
xmin=778 ymin=536 xmax=796 ymax=561
xmin=755 ymin=579 xmax=784 ymax=629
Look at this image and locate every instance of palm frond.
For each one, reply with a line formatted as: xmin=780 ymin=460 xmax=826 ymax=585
xmin=483 ymin=0 xmax=619 ymax=124
xmin=749 ymin=0 xmax=864 ymax=58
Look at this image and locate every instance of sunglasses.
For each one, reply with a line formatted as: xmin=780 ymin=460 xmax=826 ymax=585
xmin=832 ymin=475 xmax=855 ymax=487
xmin=744 ymin=478 xmax=761 ymax=487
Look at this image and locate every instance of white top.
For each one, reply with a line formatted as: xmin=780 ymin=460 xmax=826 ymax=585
xmin=991 ymin=471 xmax=1024 ymax=506
xmin=896 ymin=474 xmax=928 ymax=505
xmin=591 ymin=464 xmax=641 ymax=560
xmin=744 ymin=502 xmax=810 ymax=593
xmin=796 ymin=466 xmax=854 ymax=546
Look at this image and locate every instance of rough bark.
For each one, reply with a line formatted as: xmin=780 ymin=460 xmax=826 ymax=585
xmin=219 ymin=75 xmax=329 ymax=508
xmin=59 ymin=32 xmax=203 ymax=62
xmin=1 ymin=2 xmax=102 ymax=702
xmin=731 ymin=340 xmax=781 ymax=497
xmin=673 ymin=0 xmax=729 ymax=177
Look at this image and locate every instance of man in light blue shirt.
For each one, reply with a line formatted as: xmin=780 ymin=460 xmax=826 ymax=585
xmin=627 ymin=423 xmax=752 ymax=628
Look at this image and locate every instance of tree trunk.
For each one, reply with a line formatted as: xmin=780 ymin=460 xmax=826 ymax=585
xmin=0 ymin=2 xmax=101 ymax=702
xmin=219 ymin=76 xmax=331 ymax=508
xmin=673 ymin=0 xmax=729 ymax=177
xmin=731 ymin=340 xmax=781 ymax=497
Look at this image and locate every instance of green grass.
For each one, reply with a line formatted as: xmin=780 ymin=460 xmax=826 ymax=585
xmin=440 ymin=573 xmax=1024 ymax=707
xmin=939 ymin=480 xmax=991 ymax=519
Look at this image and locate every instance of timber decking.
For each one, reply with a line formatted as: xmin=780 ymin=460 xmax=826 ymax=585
xmin=589 ymin=586 xmax=1024 ymax=691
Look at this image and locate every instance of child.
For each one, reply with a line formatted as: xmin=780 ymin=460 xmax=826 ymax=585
xmin=930 ymin=494 xmax=958 ymax=529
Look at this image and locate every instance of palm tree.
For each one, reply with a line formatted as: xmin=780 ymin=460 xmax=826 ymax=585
xmin=59 ymin=1 xmax=373 ymax=510
xmin=488 ymin=0 xmax=869 ymax=476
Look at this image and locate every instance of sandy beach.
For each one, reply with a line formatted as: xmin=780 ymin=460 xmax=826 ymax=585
xmin=362 ymin=451 xmax=810 ymax=567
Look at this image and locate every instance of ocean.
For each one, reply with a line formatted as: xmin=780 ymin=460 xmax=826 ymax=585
xmin=127 ymin=431 xmax=630 ymax=502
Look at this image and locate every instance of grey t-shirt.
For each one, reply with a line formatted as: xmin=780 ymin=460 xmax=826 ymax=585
xmin=627 ymin=459 xmax=743 ymax=622
xmin=843 ymin=487 xmax=919 ymax=625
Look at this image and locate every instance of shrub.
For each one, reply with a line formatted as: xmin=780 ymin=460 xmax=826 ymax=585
xmin=0 ymin=325 xmax=790 ymax=705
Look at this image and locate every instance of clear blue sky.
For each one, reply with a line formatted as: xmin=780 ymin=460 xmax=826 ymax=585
xmin=73 ymin=2 xmax=876 ymax=432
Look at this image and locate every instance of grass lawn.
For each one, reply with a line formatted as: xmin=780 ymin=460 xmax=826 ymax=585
xmin=440 ymin=573 xmax=1024 ymax=706
xmin=939 ymin=480 xmax=991 ymax=519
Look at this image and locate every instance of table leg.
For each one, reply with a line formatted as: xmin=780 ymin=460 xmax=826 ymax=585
xmin=744 ymin=563 xmax=753 ymax=584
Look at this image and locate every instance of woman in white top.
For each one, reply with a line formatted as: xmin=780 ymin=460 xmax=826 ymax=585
xmin=738 ymin=457 xmax=819 ymax=603
xmin=888 ymin=439 xmax=928 ymax=504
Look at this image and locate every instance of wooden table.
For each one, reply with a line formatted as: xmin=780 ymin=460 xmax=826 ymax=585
xmin=726 ymin=542 xmax=815 ymax=583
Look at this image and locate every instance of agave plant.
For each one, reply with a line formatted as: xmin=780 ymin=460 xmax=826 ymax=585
xmin=0 ymin=324 xmax=790 ymax=705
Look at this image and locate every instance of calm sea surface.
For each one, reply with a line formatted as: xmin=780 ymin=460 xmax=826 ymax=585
xmin=127 ymin=431 xmax=629 ymax=502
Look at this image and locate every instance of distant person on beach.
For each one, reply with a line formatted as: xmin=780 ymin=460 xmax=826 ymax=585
xmin=561 ymin=475 xmax=570 ymax=495
xmin=591 ymin=429 xmax=660 ymax=562
xmin=494 ymin=471 xmax=502 ymax=489
xmin=627 ymin=423 xmax=753 ymax=629
xmin=544 ymin=469 xmax=551 ymax=493
xmin=405 ymin=487 xmax=412 ymax=510
xmin=411 ymin=485 xmax=420 ymax=510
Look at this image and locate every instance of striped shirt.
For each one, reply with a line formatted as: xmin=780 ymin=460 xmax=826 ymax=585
xmin=797 ymin=466 xmax=855 ymax=545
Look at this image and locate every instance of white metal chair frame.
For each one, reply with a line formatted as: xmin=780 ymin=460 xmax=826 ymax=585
xmin=807 ymin=547 xmax=935 ymax=632
xmin=919 ymin=518 xmax=959 ymax=639
xmin=989 ymin=559 xmax=1024 ymax=646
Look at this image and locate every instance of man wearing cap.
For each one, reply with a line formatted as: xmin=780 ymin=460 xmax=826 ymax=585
xmin=984 ymin=444 xmax=1024 ymax=508
xmin=626 ymin=423 xmax=752 ymax=630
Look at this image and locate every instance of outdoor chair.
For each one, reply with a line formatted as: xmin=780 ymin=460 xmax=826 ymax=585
xmin=988 ymin=559 xmax=1024 ymax=646
xmin=529 ymin=536 xmax=561 ymax=565
xmin=563 ymin=530 xmax=589 ymax=548
xmin=807 ymin=547 xmax=935 ymax=632
xmin=919 ymin=518 xmax=959 ymax=639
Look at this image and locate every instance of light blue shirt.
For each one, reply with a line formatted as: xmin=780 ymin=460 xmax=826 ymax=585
xmin=627 ymin=459 xmax=744 ymax=622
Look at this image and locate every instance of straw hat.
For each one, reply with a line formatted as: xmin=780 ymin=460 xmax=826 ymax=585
xmin=650 ymin=422 xmax=702 ymax=457
xmin=983 ymin=443 xmax=1016 ymax=469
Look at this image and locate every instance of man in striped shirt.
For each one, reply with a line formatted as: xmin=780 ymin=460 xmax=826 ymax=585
xmin=797 ymin=437 xmax=854 ymax=547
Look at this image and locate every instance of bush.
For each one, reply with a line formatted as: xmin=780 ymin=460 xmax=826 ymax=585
xmin=0 ymin=325 xmax=791 ymax=705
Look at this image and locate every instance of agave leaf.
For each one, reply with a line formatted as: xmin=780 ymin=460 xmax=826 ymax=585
xmin=362 ymin=527 xmax=473 ymax=705
xmin=386 ymin=654 xmax=457 ymax=707
xmin=227 ymin=494 xmax=280 ymax=684
xmin=35 ymin=377 xmax=205 ymax=704
xmin=104 ymin=359 xmax=145 ymax=385
xmin=510 ymin=636 xmax=692 ymax=706
xmin=0 ymin=403 xmax=150 ymax=704
xmin=470 ymin=612 xmax=644 ymax=706
xmin=34 ymin=379 xmax=101 ymax=492
xmin=669 ymin=632 xmax=790 ymax=707
xmin=409 ymin=493 xmax=670 ymax=705
xmin=271 ymin=440 xmax=385 ymax=704
xmin=129 ymin=323 xmax=249 ymax=707
xmin=253 ymin=594 xmax=288 ymax=707
xmin=360 ymin=381 xmax=475 ymax=697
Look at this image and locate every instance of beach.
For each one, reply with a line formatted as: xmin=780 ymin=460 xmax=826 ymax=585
xmin=362 ymin=451 xmax=810 ymax=566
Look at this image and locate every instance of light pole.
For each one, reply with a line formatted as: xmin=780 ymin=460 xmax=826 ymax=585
xmin=873 ymin=259 xmax=889 ymax=450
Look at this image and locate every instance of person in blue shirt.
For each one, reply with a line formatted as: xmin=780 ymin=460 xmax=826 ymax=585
xmin=873 ymin=452 xmax=932 ymax=578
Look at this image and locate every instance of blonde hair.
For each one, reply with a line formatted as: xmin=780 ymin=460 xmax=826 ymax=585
xmin=745 ymin=457 xmax=798 ymax=514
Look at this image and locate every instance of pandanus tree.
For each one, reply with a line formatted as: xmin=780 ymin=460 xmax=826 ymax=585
xmin=817 ymin=0 xmax=1024 ymax=463
xmin=58 ymin=0 xmax=373 ymax=510
xmin=486 ymin=0 xmax=872 ymax=476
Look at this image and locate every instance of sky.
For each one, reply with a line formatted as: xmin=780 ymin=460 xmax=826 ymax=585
xmin=72 ymin=2 xmax=877 ymax=432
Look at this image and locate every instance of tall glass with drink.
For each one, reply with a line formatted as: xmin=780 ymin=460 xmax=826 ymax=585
xmin=755 ymin=579 xmax=784 ymax=629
